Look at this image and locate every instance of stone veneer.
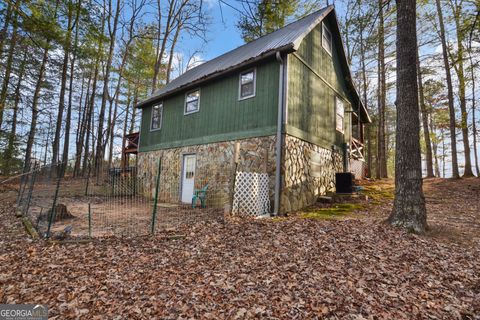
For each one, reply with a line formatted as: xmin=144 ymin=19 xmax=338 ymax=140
xmin=280 ymin=135 xmax=343 ymax=212
xmin=137 ymin=135 xmax=277 ymax=208
xmin=138 ymin=134 xmax=342 ymax=214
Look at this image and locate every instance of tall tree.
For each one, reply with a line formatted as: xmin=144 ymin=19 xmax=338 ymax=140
xmin=389 ymin=0 xmax=427 ymax=233
xmin=24 ymin=0 xmax=61 ymax=172
xmin=3 ymin=47 xmax=27 ymax=174
xmin=416 ymin=48 xmax=434 ymax=177
xmin=448 ymin=0 xmax=474 ymax=177
xmin=0 ymin=3 xmax=20 ymax=130
xmin=94 ymin=0 xmax=121 ymax=173
xmin=376 ymin=0 xmax=388 ymax=179
xmin=52 ymin=0 xmax=75 ymax=170
xmin=236 ymin=0 xmax=297 ymax=42
xmin=435 ymin=0 xmax=460 ymax=178
xmin=469 ymin=54 xmax=479 ymax=176
xmin=61 ymin=0 xmax=82 ymax=170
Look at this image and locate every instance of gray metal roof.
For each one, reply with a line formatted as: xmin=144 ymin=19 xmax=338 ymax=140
xmin=138 ymin=6 xmax=333 ymax=107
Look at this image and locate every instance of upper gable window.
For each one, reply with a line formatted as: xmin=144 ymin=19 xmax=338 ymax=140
xmin=322 ymin=22 xmax=332 ymax=56
xmin=239 ymin=69 xmax=256 ymax=100
xmin=185 ymin=89 xmax=200 ymax=114
xmin=150 ymin=103 xmax=163 ymax=131
xmin=336 ymin=97 xmax=345 ymax=133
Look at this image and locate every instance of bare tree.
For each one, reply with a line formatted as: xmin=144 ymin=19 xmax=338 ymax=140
xmin=94 ymin=0 xmax=122 ymax=173
xmin=435 ymin=0 xmax=460 ymax=178
xmin=416 ymin=48 xmax=434 ymax=177
xmin=376 ymin=0 xmax=388 ymax=179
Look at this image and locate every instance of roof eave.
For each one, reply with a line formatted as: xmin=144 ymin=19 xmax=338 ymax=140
xmin=137 ymin=45 xmax=295 ymax=108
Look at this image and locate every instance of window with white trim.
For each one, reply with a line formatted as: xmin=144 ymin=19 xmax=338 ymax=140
xmin=150 ymin=103 xmax=163 ymax=131
xmin=336 ymin=97 xmax=344 ymax=133
xmin=322 ymin=22 xmax=332 ymax=56
xmin=239 ymin=69 xmax=256 ymax=99
xmin=185 ymin=89 xmax=200 ymax=114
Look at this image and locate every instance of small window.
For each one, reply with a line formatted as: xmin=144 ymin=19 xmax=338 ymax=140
xmin=336 ymin=97 xmax=344 ymax=133
xmin=239 ymin=69 xmax=256 ymax=100
xmin=322 ymin=22 xmax=332 ymax=56
xmin=150 ymin=103 xmax=163 ymax=131
xmin=185 ymin=89 xmax=200 ymax=114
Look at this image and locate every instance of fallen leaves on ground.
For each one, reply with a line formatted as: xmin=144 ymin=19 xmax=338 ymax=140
xmin=0 ymin=178 xmax=479 ymax=319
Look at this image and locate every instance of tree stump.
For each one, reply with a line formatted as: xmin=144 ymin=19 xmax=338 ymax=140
xmin=43 ymin=204 xmax=75 ymax=222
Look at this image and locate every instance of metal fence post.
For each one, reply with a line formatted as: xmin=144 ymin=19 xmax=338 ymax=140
xmin=22 ymin=165 xmax=38 ymax=216
xmin=84 ymin=162 xmax=92 ymax=196
xmin=46 ymin=164 xmax=66 ymax=238
xmin=151 ymin=158 xmax=162 ymax=235
xmin=17 ymin=168 xmax=32 ymax=207
xmin=88 ymin=203 xmax=92 ymax=237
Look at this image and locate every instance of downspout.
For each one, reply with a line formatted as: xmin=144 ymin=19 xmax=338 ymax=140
xmin=273 ymin=51 xmax=286 ymax=216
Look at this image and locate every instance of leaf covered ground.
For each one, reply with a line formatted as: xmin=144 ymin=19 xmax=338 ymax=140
xmin=0 ymin=178 xmax=479 ymax=319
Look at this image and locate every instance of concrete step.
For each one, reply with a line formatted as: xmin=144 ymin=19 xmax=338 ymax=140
xmin=332 ymin=193 xmax=369 ymax=203
xmin=318 ymin=193 xmax=369 ymax=204
xmin=317 ymin=196 xmax=333 ymax=203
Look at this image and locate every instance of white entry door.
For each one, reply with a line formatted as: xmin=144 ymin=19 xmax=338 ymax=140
xmin=181 ymin=154 xmax=196 ymax=203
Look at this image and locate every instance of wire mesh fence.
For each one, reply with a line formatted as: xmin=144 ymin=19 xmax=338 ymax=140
xmin=12 ymin=159 xmax=228 ymax=239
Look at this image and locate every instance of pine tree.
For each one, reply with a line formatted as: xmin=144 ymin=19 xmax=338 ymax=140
xmin=389 ymin=0 xmax=427 ymax=233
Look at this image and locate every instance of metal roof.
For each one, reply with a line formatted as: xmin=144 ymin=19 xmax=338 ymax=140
xmin=137 ymin=6 xmax=333 ymax=108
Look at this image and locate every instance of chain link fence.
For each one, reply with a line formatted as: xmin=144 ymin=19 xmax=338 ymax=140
xmin=12 ymin=159 xmax=228 ymax=239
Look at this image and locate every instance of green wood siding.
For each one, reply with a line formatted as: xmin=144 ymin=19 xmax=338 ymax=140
xmin=139 ymin=59 xmax=279 ymax=152
xmin=286 ymin=18 xmax=353 ymax=149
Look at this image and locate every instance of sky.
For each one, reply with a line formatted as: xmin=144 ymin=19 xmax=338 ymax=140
xmin=175 ymin=1 xmax=245 ymax=65
xmin=175 ymin=1 xmax=336 ymax=65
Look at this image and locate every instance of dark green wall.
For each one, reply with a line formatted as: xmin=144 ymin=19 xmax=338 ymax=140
xmin=286 ymin=17 xmax=354 ymax=149
xmin=139 ymin=59 xmax=279 ymax=152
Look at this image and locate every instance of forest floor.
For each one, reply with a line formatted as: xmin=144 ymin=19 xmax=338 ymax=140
xmin=0 ymin=178 xmax=479 ymax=319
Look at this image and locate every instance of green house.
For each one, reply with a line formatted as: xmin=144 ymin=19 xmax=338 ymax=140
xmin=137 ymin=6 xmax=370 ymax=214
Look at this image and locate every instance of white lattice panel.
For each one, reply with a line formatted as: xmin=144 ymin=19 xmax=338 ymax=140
xmin=350 ymin=159 xmax=365 ymax=180
xmin=232 ymin=172 xmax=270 ymax=216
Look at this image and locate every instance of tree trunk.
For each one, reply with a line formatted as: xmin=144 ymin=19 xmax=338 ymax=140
xmin=389 ymin=0 xmax=427 ymax=233
xmin=430 ymin=113 xmax=441 ymax=177
xmin=94 ymin=0 xmax=121 ymax=174
xmin=151 ymin=0 xmax=188 ymax=92
xmin=166 ymin=20 xmax=182 ymax=83
xmin=376 ymin=0 xmax=388 ymax=179
xmin=442 ymin=129 xmax=446 ymax=178
xmin=450 ymin=1 xmax=474 ymax=177
xmin=152 ymin=0 xmax=173 ymax=93
xmin=435 ymin=0 xmax=460 ymax=178
xmin=4 ymin=48 xmax=27 ymax=174
xmin=52 ymin=1 xmax=74 ymax=170
xmin=0 ymin=1 xmax=13 ymax=60
xmin=43 ymin=113 xmax=52 ymax=166
xmin=61 ymin=1 xmax=81 ymax=174
xmin=470 ymin=54 xmax=479 ymax=176
xmin=121 ymin=86 xmax=131 ymax=168
xmin=107 ymin=87 xmax=121 ymax=168
xmin=0 ymin=9 xmax=19 ymax=130
xmin=129 ymin=89 xmax=138 ymax=134
xmin=416 ymin=48 xmax=434 ymax=177
xmin=24 ymin=45 xmax=50 ymax=172
xmin=73 ymin=75 xmax=87 ymax=177
xmin=82 ymin=66 xmax=98 ymax=176
xmin=106 ymin=30 xmax=133 ymax=168
xmin=359 ymin=24 xmax=371 ymax=178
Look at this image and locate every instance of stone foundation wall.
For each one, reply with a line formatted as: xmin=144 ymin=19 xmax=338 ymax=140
xmin=281 ymin=135 xmax=343 ymax=212
xmin=138 ymin=134 xmax=342 ymax=214
xmin=137 ymin=135 xmax=277 ymax=208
